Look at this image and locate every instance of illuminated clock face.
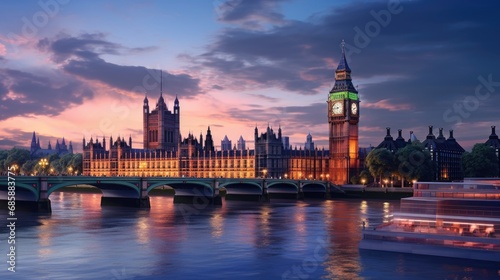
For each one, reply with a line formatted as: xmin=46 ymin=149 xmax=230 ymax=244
xmin=351 ymin=103 xmax=358 ymax=115
xmin=332 ymin=102 xmax=343 ymax=114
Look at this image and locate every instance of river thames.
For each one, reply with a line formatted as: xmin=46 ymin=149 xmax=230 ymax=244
xmin=1 ymin=192 xmax=499 ymax=279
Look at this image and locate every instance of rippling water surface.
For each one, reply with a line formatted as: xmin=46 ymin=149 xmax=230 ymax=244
xmin=1 ymin=192 xmax=499 ymax=279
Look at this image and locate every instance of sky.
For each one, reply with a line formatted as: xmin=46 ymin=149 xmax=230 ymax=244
xmin=0 ymin=0 xmax=499 ymax=152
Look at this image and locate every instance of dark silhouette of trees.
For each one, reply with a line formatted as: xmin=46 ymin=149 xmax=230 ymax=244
xmin=462 ymin=143 xmax=499 ymax=177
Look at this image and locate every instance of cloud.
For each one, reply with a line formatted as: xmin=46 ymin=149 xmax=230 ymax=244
xmin=215 ymin=0 xmax=290 ymax=29
xmin=0 ymin=68 xmax=93 ymax=121
xmin=0 ymin=129 xmax=54 ymax=150
xmin=0 ymin=43 xmax=6 ymax=56
xmin=363 ymin=99 xmax=412 ymax=111
xmin=38 ymin=33 xmax=202 ymax=98
xmin=213 ymin=102 xmax=326 ymax=136
xmin=195 ymin=0 xmax=500 ymax=149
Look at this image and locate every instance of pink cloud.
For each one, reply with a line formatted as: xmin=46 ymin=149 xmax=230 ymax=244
xmin=363 ymin=99 xmax=412 ymax=111
xmin=0 ymin=43 xmax=5 ymax=56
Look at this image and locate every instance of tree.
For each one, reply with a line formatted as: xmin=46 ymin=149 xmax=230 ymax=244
xmin=365 ymin=148 xmax=396 ymax=185
xmin=462 ymin=143 xmax=499 ymax=177
xmin=69 ymin=154 xmax=82 ymax=175
xmin=396 ymin=142 xmax=434 ymax=183
xmin=4 ymin=148 xmax=30 ymax=170
xmin=350 ymin=175 xmax=360 ymax=185
xmin=0 ymin=150 xmax=8 ymax=173
xmin=359 ymin=169 xmax=374 ymax=184
xmin=21 ymin=160 xmax=38 ymax=176
xmin=59 ymin=153 xmax=73 ymax=169
xmin=50 ymin=159 xmax=64 ymax=175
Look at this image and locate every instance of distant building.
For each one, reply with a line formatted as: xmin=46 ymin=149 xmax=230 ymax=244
xmin=485 ymin=126 xmax=500 ymax=177
xmin=376 ymin=128 xmax=408 ymax=152
xmin=204 ymin=126 xmax=215 ymax=152
xmin=422 ymin=126 xmax=465 ymax=181
xmin=237 ymin=136 xmax=246 ymax=151
xmin=282 ymin=136 xmax=290 ymax=150
xmin=305 ymin=133 xmax=315 ymax=151
xmin=373 ymin=126 xmax=465 ymax=181
xmin=221 ymin=135 xmax=232 ymax=151
xmin=30 ymin=131 xmax=73 ymax=157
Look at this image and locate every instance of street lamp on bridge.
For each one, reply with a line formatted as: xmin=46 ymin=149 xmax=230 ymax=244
xmin=262 ymin=169 xmax=267 ymax=178
xmin=38 ymin=158 xmax=48 ymax=175
xmin=10 ymin=164 xmax=18 ymax=175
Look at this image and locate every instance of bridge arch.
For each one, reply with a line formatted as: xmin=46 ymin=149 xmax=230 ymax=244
xmin=147 ymin=181 xmax=214 ymax=197
xmin=302 ymin=183 xmax=327 ymax=192
xmin=46 ymin=181 xmax=140 ymax=198
xmin=221 ymin=181 xmax=263 ymax=195
xmin=267 ymin=182 xmax=299 ymax=192
xmin=0 ymin=181 xmax=39 ymax=201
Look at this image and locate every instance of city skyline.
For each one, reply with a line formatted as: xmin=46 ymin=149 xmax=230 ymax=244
xmin=0 ymin=0 xmax=499 ymax=152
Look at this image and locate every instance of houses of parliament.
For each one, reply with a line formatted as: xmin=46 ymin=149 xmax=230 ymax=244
xmin=82 ymin=47 xmax=358 ymax=183
xmin=82 ymin=46 xmax=500 ymax=184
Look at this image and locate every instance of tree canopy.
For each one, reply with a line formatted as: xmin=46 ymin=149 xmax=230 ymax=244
xmin=0 ymin=148 xmax=82 ymax=176
xmin=462 ymin=143 xmax=499 ymax=177
xmin=395 ymin=142 xmax=435 ymax=182
xmin=365 ymin=148 xmax=396 ymax=182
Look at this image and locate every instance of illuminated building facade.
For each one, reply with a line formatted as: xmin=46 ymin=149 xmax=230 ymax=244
xmin=143 ymin=92 xmax=180 ymax=151
xmin=328 ymin=42 xmax=360 ymax=184
xmin=83 ymin=120 xmax=330 ymax=180
xmin=82 ymin=46 xmax=356 ymax=182
xmin=83 ymin=127 xmax=256 ymax=178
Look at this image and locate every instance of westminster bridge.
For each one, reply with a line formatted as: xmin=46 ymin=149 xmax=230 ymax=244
xmin=0 ymin=176 xmax=344 ymax=212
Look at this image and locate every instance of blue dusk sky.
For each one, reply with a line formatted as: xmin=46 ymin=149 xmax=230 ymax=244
xmin=0 ymin=0 xmax=499 ymax=151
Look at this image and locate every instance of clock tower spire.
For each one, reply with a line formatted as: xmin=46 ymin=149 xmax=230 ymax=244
xmin=328 ymin=40 xmax=360 ymax=185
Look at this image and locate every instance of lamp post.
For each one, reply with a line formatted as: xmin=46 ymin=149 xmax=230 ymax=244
xmin=38 ymin=158 xmax=48 ymax=176
xmin=326 ymin=174 xmax=330 ymax=182
xmin=284 ymin=173 xmax=288 ymax=179
xmin=262 ymin=169 xmax=267 ymax=178
xmin=68 ymin=166 xmax=73 ymax=176
xmin=10 ymin=164 xmax=18 ymax=175
xmin=361 ymin=178 xmax=366 ymax=185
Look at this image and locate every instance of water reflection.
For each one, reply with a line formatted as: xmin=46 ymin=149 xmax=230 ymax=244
xmin=323 ymin=200 xmax=363 ymax=280
xmin=210 ymin=213 xmax=224 ymax=238
xmin=135 ymin=216 xmax=150 ymax=244
xmin=2 ymin=193 xmax=500 ymax=280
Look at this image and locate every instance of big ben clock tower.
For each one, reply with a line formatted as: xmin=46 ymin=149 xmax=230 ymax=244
xmin=328 ymin=41 xmax=360 ymax=185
